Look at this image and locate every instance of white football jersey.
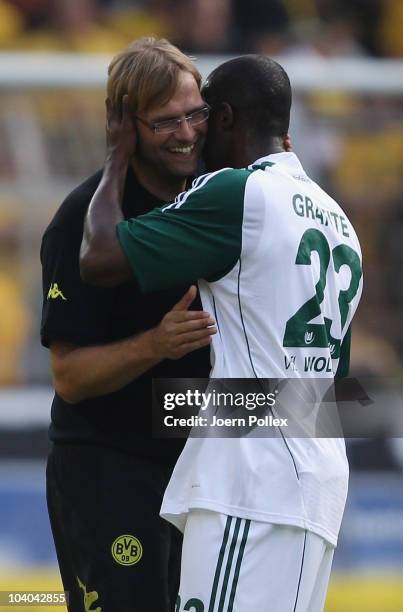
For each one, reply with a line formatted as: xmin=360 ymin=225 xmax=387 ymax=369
xmin=118 ymin=152 xmax=363 ymax=546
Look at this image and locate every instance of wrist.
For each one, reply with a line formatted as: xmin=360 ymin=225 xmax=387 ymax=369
xmin=132 ymin=329 xmax=164 ymax=364
xmin=105 ymin=150 xmax=130 ymax=173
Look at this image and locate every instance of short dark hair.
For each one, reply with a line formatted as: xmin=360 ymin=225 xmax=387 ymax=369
xmin=203 ymin=55 xmax=291 ymax=137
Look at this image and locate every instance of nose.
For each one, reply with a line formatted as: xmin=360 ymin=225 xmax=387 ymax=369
xmin=174 ymin=118 xmax=196 ymax=141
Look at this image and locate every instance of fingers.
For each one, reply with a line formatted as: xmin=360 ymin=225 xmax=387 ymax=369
xmin=156 ymin=313 xmax=217 ymax=359
xmin=171 ymin=316 xmax=216 ymax=335
xmin=121 ymin=94 xmax=132 ymax=127
xmin=166 ymin=310 xmax=211 ymax=323
xmin=156 ymin=292 xmax=217 ymax=360
xmin=174 ymin=335 xmax=214 ymax=358
xmin=105 ymin=95 xmax=129 ymax=127
xmin=105 ymin=97 xmax=112 ymax=129
xmin=105 ymin=97 xmax=120 ymax=123
xmin=121 ymin=93 xmax=130 ymax=116
xmin=171 ymin=285 xmax=197 ymax=311
xmin=105 ymin=97 xmax=121 ymax=134
xmin=176 ymin=325 xmax=217 ymax=345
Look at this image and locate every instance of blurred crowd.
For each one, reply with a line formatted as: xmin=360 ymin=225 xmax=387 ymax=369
xmin=0 ymin=1 xmax=402 ymax=388
xmin=0 ymin=0 xmax=402 ymax=57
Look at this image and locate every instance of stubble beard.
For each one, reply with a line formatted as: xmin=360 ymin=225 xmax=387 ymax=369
xmin=135 ymin=138 xmax=192 ymax=183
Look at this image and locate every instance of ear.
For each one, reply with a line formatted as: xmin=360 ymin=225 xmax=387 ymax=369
xmin=219 ymin=102 xmax=234 ymax=130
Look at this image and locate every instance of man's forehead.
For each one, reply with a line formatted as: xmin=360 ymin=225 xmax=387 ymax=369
xmin=147 ymin=73 xmax=204 ymax=119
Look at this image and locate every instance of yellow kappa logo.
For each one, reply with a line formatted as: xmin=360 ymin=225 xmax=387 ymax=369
xmin=47 ymin=283 xmax=67 ymax=300
xmin=77 ymin=576 xmax=101 ymax=612
xmin=111 ymin=534 xmax=143 ymax=566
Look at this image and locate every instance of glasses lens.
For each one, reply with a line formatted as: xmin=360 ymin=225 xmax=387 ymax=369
xmin=155 ymin=119 xmax=179 ymax=134
xmin=188 ymin=107 xmax=210 ymax=126
xmin=154 ymin=107 xmax=210 ymax=133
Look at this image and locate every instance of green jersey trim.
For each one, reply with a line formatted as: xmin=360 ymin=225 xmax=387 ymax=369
xmin=249 ymin=161 xmax=275 ymax=172
xmin=335 ymin=325 xmax=351 ymax=379
xmin=117 ymin=168 xmax=250 ymax=293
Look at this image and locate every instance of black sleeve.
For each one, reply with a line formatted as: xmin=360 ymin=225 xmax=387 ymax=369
xmin=40 ymin=225 xmax=112 ymax=348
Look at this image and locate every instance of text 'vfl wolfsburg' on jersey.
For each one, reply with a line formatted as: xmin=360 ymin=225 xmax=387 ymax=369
xmin=117 ymin=152 xmax=363 ymax=546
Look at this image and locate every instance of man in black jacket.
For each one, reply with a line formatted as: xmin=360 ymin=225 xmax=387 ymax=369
xmin=40 ymin=37 xmax=214 ymax=612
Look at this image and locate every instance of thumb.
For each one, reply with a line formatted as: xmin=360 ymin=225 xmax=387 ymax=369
xmin=122 ymin=93 xmax=131 ymax=123
xmin=172 ymin=285 xmax=197 ymax=311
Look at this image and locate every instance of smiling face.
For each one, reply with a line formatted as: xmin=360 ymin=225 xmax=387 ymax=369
xmin=133 ymin=71 xmax=207 ymax=189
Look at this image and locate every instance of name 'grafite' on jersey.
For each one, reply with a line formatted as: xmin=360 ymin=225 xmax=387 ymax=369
xmin=117 ymin=152 xmax=363 ymax=547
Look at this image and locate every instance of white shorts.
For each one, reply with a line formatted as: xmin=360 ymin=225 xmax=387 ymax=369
xmin=176 ymin=510 xmax=334 ymax=612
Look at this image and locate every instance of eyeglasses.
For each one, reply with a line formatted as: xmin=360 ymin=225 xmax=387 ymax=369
xmin=136 ymin=105 xmax=210 ymax=134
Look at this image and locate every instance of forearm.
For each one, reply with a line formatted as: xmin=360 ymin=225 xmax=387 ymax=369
xmin=51 ymin=286 xmax=216 ymax=404
xmin=80 ymin=155 xmax=130 ymax=287
xmin=51 ymin=329 xmax=160 ymax=404
xmin=87 ymin=155 xmax=126 ymax=240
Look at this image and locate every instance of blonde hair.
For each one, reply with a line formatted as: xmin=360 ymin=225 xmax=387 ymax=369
xmin=107 ymin=37 xmax=201 ymax=117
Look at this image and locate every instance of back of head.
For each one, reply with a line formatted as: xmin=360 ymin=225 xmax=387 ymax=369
xmin=107 ymin=37 xmax=201 ymax=117
xmin=203 ymin=55 xmax=291 ymax=139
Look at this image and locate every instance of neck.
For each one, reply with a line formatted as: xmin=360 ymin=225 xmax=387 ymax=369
xmin=244 ymin=136 xmax=286 ymax=166
xmin=131 ymin=158 xmax=187 ymax=202
xmin=229 ymin=133 xmax=286 ymax=168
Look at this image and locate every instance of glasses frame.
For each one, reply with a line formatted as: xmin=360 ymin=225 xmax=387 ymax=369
xmin=135 ymin=104 xmax=211 ymax=134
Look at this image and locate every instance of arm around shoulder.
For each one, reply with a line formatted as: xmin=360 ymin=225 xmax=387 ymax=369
xmin=80 ymin=96 xmax=137 ymax=287
xmin=79 ymin=160 xmax=132 ymax=288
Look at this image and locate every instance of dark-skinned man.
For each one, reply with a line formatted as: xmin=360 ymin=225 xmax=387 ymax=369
xmin=80 ymin=55 xmax=362 ymax=611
